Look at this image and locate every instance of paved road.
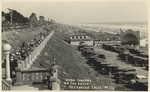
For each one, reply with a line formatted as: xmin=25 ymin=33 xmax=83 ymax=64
xmin=94 ymin=47 xmax=148 ymax=77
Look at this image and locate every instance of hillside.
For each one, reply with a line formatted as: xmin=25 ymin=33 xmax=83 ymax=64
xmin=2 ymin=23 xmax=120 ymax=90
xmin=2 ymin=27 xmax=47 ymax=51
xmin=32 ymin=26 xmax=119 ymax=90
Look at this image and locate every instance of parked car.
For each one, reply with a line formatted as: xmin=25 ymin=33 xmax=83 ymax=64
xmin=130 ymin=75 xmax=148 ymax=91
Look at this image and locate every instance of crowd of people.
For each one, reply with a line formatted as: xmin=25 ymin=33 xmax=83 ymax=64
xmin=8 ymin=28 xmax=51 ymax=78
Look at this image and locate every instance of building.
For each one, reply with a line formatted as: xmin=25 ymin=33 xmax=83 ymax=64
xmin=69 ymin=33 xmax=93 ymax=46
xmin=121 ymin=29 xmax=146 ymax=47
xmin=94 ymin=37 xmax=121 ymax=46
xmin=92 ymin=32 xmax=121 ymax=46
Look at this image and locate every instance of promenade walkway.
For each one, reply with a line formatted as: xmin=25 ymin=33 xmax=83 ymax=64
xmin=94 ymin=47 xmax=148 ymax=77
xmin=11 ymin=84 xmax=48 ymax=90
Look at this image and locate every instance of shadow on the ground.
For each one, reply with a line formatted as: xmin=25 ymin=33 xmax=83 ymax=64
xmin=28 ymin=83 xmax=48 ymax=90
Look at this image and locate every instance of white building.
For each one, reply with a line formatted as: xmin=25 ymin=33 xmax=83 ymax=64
xmin=69 ymin=33 xmax=93 ymax=46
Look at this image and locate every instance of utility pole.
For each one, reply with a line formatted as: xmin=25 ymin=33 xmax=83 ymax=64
xmin=8 ymin=8 xmax=13 ymax=25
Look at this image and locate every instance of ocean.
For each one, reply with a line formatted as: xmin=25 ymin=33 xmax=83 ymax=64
xmin=72 ymin=22 xmax=148 ymax=42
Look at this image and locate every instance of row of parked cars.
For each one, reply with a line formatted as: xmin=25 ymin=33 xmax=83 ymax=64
xmin=102 ymin=44 xmax=148 ymax=70
xmin=77 ymin=43 xmax=148 ymax=91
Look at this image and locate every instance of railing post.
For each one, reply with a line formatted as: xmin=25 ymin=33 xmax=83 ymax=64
xmin=24 ymin=58 xmax=27 ymax=69
xmin=21 ymin=61 xmax=25 ymax=70
xmin=49 ymin=65 xmax=60 ymax=90
xmin=14 ymin=67 xmax=23 ymax=86
xmin=26 ymin=56 xmax=29 ymax=69
xmin=3 ymin=44 xmax=12 ymax=83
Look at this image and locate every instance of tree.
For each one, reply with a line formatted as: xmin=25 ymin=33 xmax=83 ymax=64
xmin=38 ymin=16 xmax=46 ymax=26
xmin=2 ymin=10 xmax=29 ymax=25
xmin=29 ymin=13 xmax=38 ymax=28
xmin=12 ymin=10 xmax=29 ymax=25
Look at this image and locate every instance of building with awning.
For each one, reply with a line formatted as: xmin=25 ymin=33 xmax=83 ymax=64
xmin=69 ymin=33 xmax=93 ymax=46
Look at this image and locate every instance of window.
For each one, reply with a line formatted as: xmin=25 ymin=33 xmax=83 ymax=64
xmin=84 ymin=36 xmax=86 ymax=38
xmin=76 ymin=36 xmax=78 ymax=39
xmin=72 ymin=37 xmax=74 ymax=39
xmin=80 ymin=36 xmax=82 ymax=39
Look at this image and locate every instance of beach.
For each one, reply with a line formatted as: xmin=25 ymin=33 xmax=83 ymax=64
xmin=71 ymin=22 xmax=148 ymax=43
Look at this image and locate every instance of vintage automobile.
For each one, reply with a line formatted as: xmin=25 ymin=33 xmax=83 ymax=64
xmin=95 ymin=60 xmax=107 ymax=71
xmin=128 ymin=48 xmax=140 ymax=55
xmin=133 ymin=56 xmax=143 ymax=67
xmin=77 ymin=43 xmax=86 ymax=51
xmin=141 ymin=58 xmax=148 ymax=69
xmin=79 ymin=45 xmax=91 ymax=52
xmin=127 ymin=54 xmax=135 ymax=64
xmin=105 ymin=65 xmax=119 ymax=76
xmin=87 ymin=57 xmax=96 ymax=65
xmin=121 ymin=72 xmax=137 ymax=84
xmin=84 ymin=49 xmax=95 ymax=59
xmin=114 ymin=71 xmax=137 ymax=84
xmin=114 ymin=67 xmax=136 ymax=84
xmin=130 ymin=75 xmax=148 ymax=91
xmin=118 ymin=51 xmax=130 ymax=62
xmin=87 ymin=52 xmax=106 ymax=64
xmin=93 ymin=52 xmax=106 ymax=60
xmin=145 ymin=64 xmax=148 ymax=70
xmin=89 ymin=57 xmax=105 ymax=66
xmin=114 ymin=46 xmax=125 ymax=53
xmin=81 ymin=49 xmax=93 ymax=57
xmin=122 ymin=67 xmax=136 ymax=72
xmin=99 ymin=62 xmax=111 ymax=74
xmin=138 ymin=52 xmax=148 ymax=58
xmin=135 ymin=79 xmax=148 ymax=91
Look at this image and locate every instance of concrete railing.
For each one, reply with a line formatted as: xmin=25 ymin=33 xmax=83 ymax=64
xmin=14 ymin=66 xmax=60 ymax=90
xmin=14 ymin=68 xmax=48 ymax=85
xmin=18 ymin=31 xmax=54 ymax=70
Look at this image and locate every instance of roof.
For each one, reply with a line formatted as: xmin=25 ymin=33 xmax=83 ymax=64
xmin=107 ymin=65 xmax=118 ymax=67
xmin=69 ymin=33 xmax=87 ymax=36
xmin=136 ymin=79 xmax=148 ymax=84
xmin=123 ymin=51 xmax=130 ymax=54
xmin=94 ymin=37 xmax=109 ymax=41
xmin=100 ymin=62 xmax=111 ymax=65
xmin=136 ymin=75 xmax=147 ymax=79
xmin=96 ymin=58 xmax=105 ymax=61
xmin=70 ymin=38 xmax=93 ymax=41
xmin=122 ymin=67 xmax=136 ymax=71
xmin=124 ymin=72 xmax=137 ymax=75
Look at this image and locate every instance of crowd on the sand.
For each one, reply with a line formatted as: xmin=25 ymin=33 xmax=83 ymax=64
xmin=3 ymin=28 xmax=51 ymax=78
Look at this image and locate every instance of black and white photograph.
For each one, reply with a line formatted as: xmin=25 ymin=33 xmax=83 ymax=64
xmin=1 ymin=0 xmax=149 ymax=91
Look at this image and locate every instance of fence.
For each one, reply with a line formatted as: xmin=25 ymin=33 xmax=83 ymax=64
xmin=19 ymin=31 xmax=54 ymax=70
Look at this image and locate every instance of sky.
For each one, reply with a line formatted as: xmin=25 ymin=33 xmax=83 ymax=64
xmin=2 ymin=0 xmax=148 ymax=24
